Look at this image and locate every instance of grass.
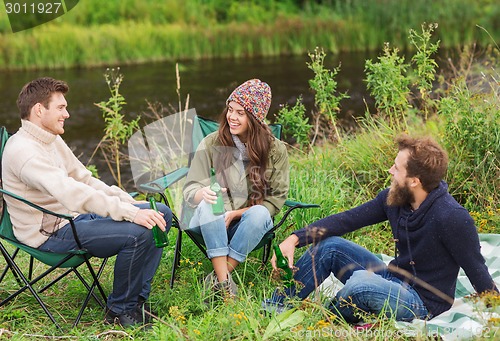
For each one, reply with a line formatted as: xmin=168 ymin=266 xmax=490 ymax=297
xmin=1 ymin=116 xmax=498 ymax=339
xmin=0 ymin=0 xmax=499 ymax=69
xmin=1 ymin=18 xmax=499 ymax=338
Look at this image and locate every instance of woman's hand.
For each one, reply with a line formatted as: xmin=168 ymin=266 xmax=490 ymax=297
xmin=224 ymin=210 xmax=238 ymax=228
xmin=223 ymin=207 xmax=250 ymax=228
xmin=194 ymin=186 xmax=227 ymax=205
xmin=201 ymin=186 xmax=218 ymax=204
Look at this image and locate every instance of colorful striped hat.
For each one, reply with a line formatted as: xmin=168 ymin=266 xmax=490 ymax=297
xmin=226 ymin=79 xmax=272 ymax=124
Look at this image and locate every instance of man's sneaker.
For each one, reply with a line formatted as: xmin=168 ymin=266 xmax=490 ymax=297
xmin=261 ymin=288 xmax=295 ymax=314
xmin=104 ymin=306 xmax=145 ymax=327
xmin=353 ymin=322 xmax=375 ymax=331
xmin=261 ymin=298 xmax=293 ymax=315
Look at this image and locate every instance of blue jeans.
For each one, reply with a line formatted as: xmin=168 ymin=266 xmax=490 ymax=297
xmin=188 ymin=201 xmax=273 ymax=263
xmin=38 ymin=203 xmax=172 ymax=314
xmin=277 ymin=236 xmax=429 ymax=323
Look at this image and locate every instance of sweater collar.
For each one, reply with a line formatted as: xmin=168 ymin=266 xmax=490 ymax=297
xmin=20 ymin=119 xmax=57 ymax=144
xmin=400 ymin=180 xmax=449 ymax=230
xmin=231 ymin=134 xmax=250 ymax=161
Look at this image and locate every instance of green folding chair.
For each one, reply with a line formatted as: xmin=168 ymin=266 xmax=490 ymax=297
xmin=0 ymin=126 xmax=108 ymax=330
xmin=137 ymin=115 xmax=319 ymax=288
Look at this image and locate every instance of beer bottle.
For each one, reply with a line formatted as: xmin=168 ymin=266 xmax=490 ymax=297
xmin=210 ymin=168 xmax=225 ymax=215
xmin=273 ymin=243 xmax=293 ymax=287
xmin=149 ymin=196 xmax=169 ymax=248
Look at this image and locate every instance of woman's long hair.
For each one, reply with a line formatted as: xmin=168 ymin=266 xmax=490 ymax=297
xmin=217 ymin=106 xmax=274 ymax=205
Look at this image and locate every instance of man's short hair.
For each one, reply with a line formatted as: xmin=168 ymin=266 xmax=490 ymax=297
xmin=17 ymin=77 xmax=69 ymax=119
xmin=396 ymin=134 xmax=449 ymax=192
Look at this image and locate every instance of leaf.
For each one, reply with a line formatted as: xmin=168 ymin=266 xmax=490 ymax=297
xmin=262 ymin=308 xmax=305 ymax=340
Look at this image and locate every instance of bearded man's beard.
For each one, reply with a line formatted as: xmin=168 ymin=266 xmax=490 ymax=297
xmin=387 ymin=180 xmax=415 ymax=207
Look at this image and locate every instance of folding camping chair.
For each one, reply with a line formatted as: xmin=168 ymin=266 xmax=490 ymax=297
xmin=135 ymin=114 xmax=319 ymax=288
xmin=0 ymin=126 xmax=108 ymax=330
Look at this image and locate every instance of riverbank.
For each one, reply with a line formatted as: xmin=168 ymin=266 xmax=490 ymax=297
xmin=0 ymin=0 xmax=498 ymax=70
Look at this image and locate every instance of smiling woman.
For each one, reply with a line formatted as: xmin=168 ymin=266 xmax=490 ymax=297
xmin=183 ymin=78 xmax=290 ymax=299
xmin=226 ymin=102 xmax=249 ymax=141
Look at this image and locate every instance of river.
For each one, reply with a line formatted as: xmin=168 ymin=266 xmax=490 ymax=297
xmin=0 ymin=50 xmax=446 ymax=186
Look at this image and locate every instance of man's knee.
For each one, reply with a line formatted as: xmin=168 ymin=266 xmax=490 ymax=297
xmin=313 ymin=236 xmax=349 ymax=254
xmin=156 ymin=203 xmax=173 ymax=224
xmin=339 ymin=271 xmax=374 ymax=297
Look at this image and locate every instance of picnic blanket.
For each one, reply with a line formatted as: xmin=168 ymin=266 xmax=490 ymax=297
xmin=318 ymin=233 xmax=500 ymax=340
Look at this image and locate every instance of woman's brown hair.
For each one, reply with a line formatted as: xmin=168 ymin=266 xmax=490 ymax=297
xmin=216 ymin=107 xmax=274 ymax=205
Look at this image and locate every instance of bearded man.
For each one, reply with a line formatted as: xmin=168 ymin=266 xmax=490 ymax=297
xmin=263 ymin=135 xmax=498 ymax=323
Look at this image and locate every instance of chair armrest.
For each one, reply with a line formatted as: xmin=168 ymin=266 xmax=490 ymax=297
xmin=0 ymin=189 xmax=73 ymax=220
xmin=138 ymin=167 xmax=189 ymax=193
xmin=0 ymin=188 xmax=84 ymax=250
xmin=284 ymin=199 xmax=320 ymax=209
xmin=272 ymin=199 xmax=320 ymax=232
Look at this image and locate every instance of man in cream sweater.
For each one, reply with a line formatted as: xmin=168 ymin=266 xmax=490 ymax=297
xmin=2 ymin=77 xmax=172 ymax=327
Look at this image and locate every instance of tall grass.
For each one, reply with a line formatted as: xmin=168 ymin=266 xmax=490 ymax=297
xmin=1 ymin=21 xmax=498 ymax=340
xmin=0 ymin=0 xmax=498 ymax=69
xmin=2 ymin=113 xmax=496 ymax=339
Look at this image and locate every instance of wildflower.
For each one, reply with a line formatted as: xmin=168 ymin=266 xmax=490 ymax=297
xmin=315 ymin=319 xmax=330 ymax=329
xmin=169 ymin=305 xmax=187 ymax=324
xmin=488 ymin=317 xmax=500 ymax=325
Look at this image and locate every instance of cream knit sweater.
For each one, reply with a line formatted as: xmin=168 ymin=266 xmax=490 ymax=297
xmin=1 ymin=120 xmax=140 ymax=248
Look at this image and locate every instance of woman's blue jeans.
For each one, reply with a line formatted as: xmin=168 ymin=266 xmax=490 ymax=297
xmin=188 ymin=201 xmax=273 ymax=263
xmin=38 ymin=203 xmax=172 ymax=314
xmin=278 ymin=236 xmax=429 ymax=323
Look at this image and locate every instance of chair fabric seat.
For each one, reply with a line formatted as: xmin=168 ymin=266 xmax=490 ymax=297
xmin=133 ymin=115 xmax=319 ymax=288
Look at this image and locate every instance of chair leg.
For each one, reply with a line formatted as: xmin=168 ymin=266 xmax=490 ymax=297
xmin=170 ymin=228 xmax=183 ymax=289
xmin=262 ymin=241 xmax=272 ymax=264
xmin=73 ymin=258 xmax=108 ymax=327
xmin=0 ymin=246 xmax=22 ymax=287
xmin=0 ymin=247 xmax=63 ymax=330
xmin=39 ymin=268 xmax=74 ymax=293
xmin=29 ymin=255 xmax=34 ymax=280
xmin=82 ymin=256 xmax=108 ymax=305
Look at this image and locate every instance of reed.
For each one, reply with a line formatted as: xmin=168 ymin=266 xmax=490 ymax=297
xmin=0 ymin=0 xmax=498 ymax=70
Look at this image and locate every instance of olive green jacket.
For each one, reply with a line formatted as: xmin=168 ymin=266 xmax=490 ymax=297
xmin=183 ymin=132 xmax=289 ymax=217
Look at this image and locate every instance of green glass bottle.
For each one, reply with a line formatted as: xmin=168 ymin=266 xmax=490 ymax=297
xmin=273 ymin=243 xmax=293 ymax=287
xmin=149 ymin=196 xmax=169 ymax=248
xmin=210 ymin=168 xmax=225 ymax=215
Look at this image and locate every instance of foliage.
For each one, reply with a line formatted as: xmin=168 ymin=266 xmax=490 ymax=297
xmin=1 ymin=21 xmax=498 ymax=340
xmin=307 ymin=47 xmax=349 ymax=143
xmin=364 ymin=23 xmax=441 ymax=132
xmin=437 ymin=46 xmax=500 ymax=213
xmin=408 ymin=23 xmax=440 ymax=118
xmin=275 ymin=96 xmax=312 ymax=149
xmin=0 ymin=0 xmax=499 ymax=70
xmin=365 ymin=43 xmax=411 ymax=130
xmin=89 ymin=68 xmax=140 ymax=189
xmin=85 ymin=164 xmax=100 ymax=179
